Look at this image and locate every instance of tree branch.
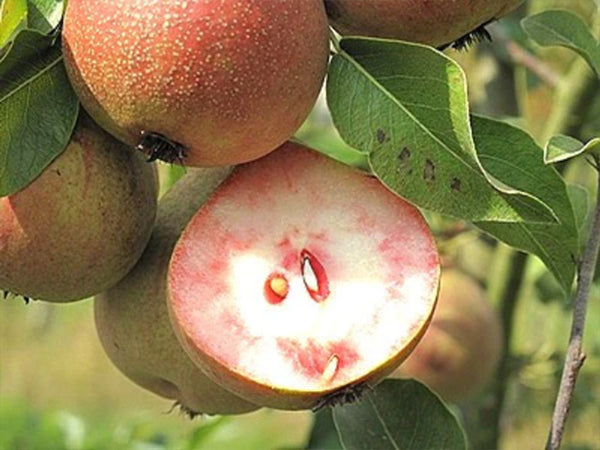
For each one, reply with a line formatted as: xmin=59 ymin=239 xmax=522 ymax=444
xmin=504 ymin=39 xmax=560 ymax=88
xmin=546 ymin=155 xmax=600 ymax=450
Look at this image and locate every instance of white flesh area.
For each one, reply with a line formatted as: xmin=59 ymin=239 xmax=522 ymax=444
xmin=169 ymin=145 xmax=439 ymax=393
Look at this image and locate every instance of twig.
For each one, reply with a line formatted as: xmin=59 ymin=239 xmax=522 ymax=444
xmin=504 ymin=40 xmax=560 ymax=88
xmin=546 ymin=155 xmax=600 ymax=450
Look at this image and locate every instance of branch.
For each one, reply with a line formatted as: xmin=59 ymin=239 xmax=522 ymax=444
xmin=504 ymin=40 xmax=560 ymax=88
xmin=546 ymin=155 xmax=600 ymax=450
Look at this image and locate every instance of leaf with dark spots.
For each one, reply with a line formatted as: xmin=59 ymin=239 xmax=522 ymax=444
xmin=327 ymin=37 xmax=558 ymax=223
xmin=397 ymin=146 xmax=411 ymax=166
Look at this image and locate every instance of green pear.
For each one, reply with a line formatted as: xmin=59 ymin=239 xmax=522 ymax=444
xmin=94 ymin=168 xmax=259 ymax=416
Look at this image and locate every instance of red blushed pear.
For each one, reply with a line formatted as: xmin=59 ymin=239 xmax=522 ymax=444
xmin=325 ymin=0 xmax=523 ymax=48
xmin=167 ymin=142 xmax=440 ymax=410
xmin=61 ymin=0 xmax=330 ymax=167
xmin=0 ymin=114 xmax=157 ymax=303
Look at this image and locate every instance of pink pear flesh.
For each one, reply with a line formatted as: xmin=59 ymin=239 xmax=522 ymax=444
xmin=168 ymin=142 xmax=440 ymax=410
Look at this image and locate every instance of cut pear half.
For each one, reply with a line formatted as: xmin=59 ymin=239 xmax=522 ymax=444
xmin=168 ymin=142 xmax=440 ymax=410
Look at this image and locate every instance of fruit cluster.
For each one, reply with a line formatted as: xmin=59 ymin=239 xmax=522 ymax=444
xmin=1 ymin=0 xmax=514 ymax=413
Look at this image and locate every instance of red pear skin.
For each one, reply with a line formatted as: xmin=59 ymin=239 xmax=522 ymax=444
xmin=392 ymin=269 xmax=503 ymax=402
xmin=62 ymin=0 xmax=330 ymax=167
xmin=325 ymin=0 xmax=523 ymax=47
xmin=0 ymin=115 xmax=157 ymax=303
xmin=94 ymin=168 xmax=259 ymax=416
xmin=168 ymin=142 xmax=440 ymax=410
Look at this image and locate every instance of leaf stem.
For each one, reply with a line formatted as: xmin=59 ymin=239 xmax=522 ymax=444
xmin=546 ymin=156 xmax=600 ymax=450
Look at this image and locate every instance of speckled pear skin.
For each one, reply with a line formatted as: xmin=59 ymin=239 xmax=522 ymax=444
xmin=0 ymin=114 xmax=157 ymax=302
xmin=94 ymin=168 xmax=259 ymax=416
xmin=61 ymin=0 xmax=330 ymax=167
xmin=325 ymin=0 xmax=523 ymax=47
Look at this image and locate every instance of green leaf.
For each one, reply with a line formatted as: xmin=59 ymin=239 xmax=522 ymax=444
xmin=26 ymin=0 xmax=63 ymax=34
xmin=0 ymin=0 xmax=28 ymax=48
xmin=333 ymin=379 xmax=467 ymax=450
xmin=327 ymin=37 xmax=557 ymax=224
xmin=544 ymin=134 xmax=600 ymax=164
xmin=0 ymin=29 xmax=79 ymax=196
xmin=307 ymin=409 xmax=343 ymax=450
xmin=297 ymin=134 xmax=371 ymax=173
xmin=472 ymin=116 xmax=578 ymax=293
xmin=522 ymin=10 xmax=600 ymax=76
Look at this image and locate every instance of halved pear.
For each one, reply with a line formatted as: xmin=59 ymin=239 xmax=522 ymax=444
xmin=168 ymin=143 xmax=440 ymax=410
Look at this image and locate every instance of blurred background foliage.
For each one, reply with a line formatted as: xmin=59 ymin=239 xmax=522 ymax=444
xmin=1 ymin=0 xmax=600 ymax=449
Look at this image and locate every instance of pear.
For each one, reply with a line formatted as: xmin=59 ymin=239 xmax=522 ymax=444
xmin=94 ymin=168 xmax=259 ymax=415
xmin=62 ymin=0 xmax=329 ymax=167
xmin=392 ymin=269 xmax=503 ymax=402
xmin=0 ymin=114 xmax=157 ymax=302
xmin=326 ymin=0 xmax=523 ymax=48
xmin=168 ymin=142 xmax=440 ymax=410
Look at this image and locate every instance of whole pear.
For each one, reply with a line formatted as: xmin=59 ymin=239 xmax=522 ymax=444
xmin=392 ymin=269 xmax=502 ymax=402
xmin=94 ymin=168 xmax=259 ymax=416
xmin=62 ymin=0 xmax=330 ymax=167
xmin=325 ymin=0 xmax=523 ymax=47
xmin=0 ymin=114 xmax=157 ymax=302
